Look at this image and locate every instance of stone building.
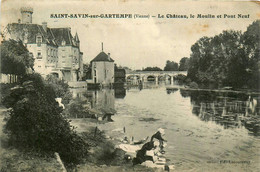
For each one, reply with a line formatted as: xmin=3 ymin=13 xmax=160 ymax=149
xmin=90 ymin=51 xmax=114 ymax=85
xmin=3 ymin=7 xmax=83 ymax=81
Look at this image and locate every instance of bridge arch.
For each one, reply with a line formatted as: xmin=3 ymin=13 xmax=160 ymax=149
xmin=127 ymin=75 xmax=140 ymax=80
xmin=157 ymin=75 xmax=165 ymax=81
xmin=146 ymin=75 xmax=157 ymax=81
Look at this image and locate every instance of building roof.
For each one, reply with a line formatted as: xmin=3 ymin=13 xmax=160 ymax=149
xmin=74 ymin=32 xmax=79 ymax=42
xmin=6 ymin=23 xmax=79 ymax=48
xmin=51 ymin=28 xmax=78 ymax=47
xmin=91 ymin=52 xmax=114 ymax=62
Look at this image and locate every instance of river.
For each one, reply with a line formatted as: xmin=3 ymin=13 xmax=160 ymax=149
xmin=70 ymin=83 xmax=260 ymax=172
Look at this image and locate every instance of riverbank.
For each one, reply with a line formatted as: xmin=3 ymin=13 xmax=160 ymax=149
xmin=0 ymin=108 xmax=65 ymax=171
xmin=70 ymin=118 xmax=166 ymax=172
xmin=0 ymin=107 xmax=162 ymax=172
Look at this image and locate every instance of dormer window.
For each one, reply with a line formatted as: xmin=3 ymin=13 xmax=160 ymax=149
xmin=36 ymin=34 xmax=42 ymax=47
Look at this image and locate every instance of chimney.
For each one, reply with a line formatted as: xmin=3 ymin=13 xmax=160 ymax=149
xmin=42 ymin=22 xmax=47 ymax=32
xmin=101 ymin=42 xmax=104 ymax=52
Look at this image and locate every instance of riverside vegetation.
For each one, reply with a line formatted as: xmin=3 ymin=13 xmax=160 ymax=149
xmin=187 ymin=20 xmax=260 ymax=90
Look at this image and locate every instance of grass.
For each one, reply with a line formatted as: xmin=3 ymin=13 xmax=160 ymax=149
xmin=0 ymin=107 xmax=63 ymax=172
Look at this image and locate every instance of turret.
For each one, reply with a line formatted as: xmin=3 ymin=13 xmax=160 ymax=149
xmin=20 ymin=7 xmax=33 ymax=24
xmin=74 ymin=32 xmax=80 ymax=47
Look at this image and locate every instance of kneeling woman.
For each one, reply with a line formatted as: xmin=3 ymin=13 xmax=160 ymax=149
xmin=132 ymin=140 xmax=160 ymax=165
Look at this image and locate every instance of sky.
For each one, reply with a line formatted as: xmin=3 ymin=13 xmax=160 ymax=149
xmin=1 ymin=0 xmax=259 ymax=69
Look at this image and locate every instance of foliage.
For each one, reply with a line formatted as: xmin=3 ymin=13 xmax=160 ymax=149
xmin=2 ymin=73 xmax=88 ymax=165
xmin=65 ymin=98 xmax=93 ymax=118
xmin=164 ymin=60 xmax=179 ymax=71
xmin=1 ymin=39 xmax=34 ymax=75
xmin=143 ymin=66 xmax=162 ymax=71
xmin=179 ymin=57 xmax=190 ymax=71
xmin=242 ymin=20 xmax=260 ymax=89
xmin=189 ymin=82 xmax=199 ymax=89
xmin=81 ymin=128 xmax=127 ymax=166
xmin=82 ymin=63 xmax=91 ymax=80
xmin=45 ymin=75 xmax=72 ymax=104
xmin=173 ymin=74 xmax=188 ymax=85
xmin=0 ymin=83 xmax=17 ymax=106
xmin=187 ymin=20 xmax=260 ymax=89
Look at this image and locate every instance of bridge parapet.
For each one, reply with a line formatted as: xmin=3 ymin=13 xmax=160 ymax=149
xmin=125 ymin=71 xmax=187 ymax=85
xmin=126 ymin=71 xmax=187 ymax=77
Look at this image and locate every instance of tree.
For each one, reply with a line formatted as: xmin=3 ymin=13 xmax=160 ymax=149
xmin=45 ymin=75 xmax=72 ymax=104
xmin=242 ymin=20 xmax=260 ymax=89
xmin=187 ymin=29 xmax=250 ymax=88
xmin=164 ymin=60 xmax=178 ymax=71
xmin=3 ymin=73 xmax=88 ymax=165
xmin=187 ymin=36 xmax=215 ymax=84
xmin=82 ymin=63 xmax=90 ymax=80
xmin=1 ymin=39 xmax=34 ymax=76
xmin=179 ymin=57 xmax=190 ymax=71
xmin=143 ymin=66 xmax=162 ymax=71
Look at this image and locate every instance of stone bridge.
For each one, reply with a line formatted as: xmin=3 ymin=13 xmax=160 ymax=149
xmin=126 ymin=71 xmax=187 ymax=84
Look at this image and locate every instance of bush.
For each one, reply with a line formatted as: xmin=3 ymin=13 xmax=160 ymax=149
xmin=66 ymin=98 xmax=92 ymax=118
xmin=2 ymin=73 xmax=88 ymax=165
xmin=81 ymin=128 xmax=127 ymax=166
xmin=45 ymin=75 xmax=72 ymax=104
xmin=0 ymin=83 xmax=17 ymax=107
xmin=173 ymin=74 xmax=187 ymax=85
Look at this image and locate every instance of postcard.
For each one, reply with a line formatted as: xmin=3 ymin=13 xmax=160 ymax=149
xmin=0 ymin=0 xmax=259 ymax=171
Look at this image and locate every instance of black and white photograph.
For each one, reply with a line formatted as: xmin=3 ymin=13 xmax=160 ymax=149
xmin=0 ymin=0 xmax=259 ymax=171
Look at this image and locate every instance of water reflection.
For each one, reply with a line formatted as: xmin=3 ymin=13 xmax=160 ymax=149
xmin=70 ymin=86 xmax=260 ymax=135
xmin=179 ymin=89 xmax=260 ymax=135
xmin=115 ymin=88 xmax=126 ymax=99
xmin=87 ymin=89 xmax=115 ymax=110
xmin=70 ymin=88 xmax=127 ymax=121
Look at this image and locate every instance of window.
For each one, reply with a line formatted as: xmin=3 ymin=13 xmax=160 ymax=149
xmin=36 ymin=35 xmax=42 ymax=47
xmin=37 ymin=52 xmax=42 ymax=59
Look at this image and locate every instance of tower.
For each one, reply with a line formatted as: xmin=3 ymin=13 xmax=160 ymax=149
xmin=20 ymin=7 xmax=33 ymax=24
